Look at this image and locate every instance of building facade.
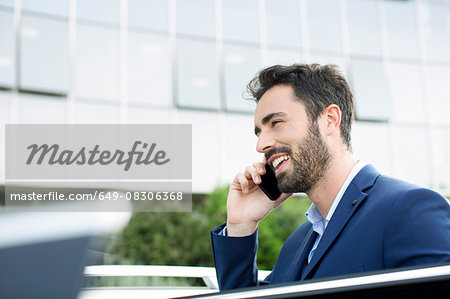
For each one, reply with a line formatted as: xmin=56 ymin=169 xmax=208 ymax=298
xmin=0 ymin=0 xmax=449 ymax=196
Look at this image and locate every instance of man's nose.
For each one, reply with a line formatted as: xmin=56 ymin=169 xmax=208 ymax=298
xmin=256 ymin=131 xmax=275 ymax=153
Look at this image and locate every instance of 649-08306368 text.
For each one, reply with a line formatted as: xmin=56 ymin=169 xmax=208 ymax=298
xmin=9 ymin=191 xmax=185 ymax=201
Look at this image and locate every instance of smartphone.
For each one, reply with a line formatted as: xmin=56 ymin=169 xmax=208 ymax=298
xmin=259 ymin=163 xmax=282 ymax=201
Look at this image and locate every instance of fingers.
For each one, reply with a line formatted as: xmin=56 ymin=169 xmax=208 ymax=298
xmin=252 ymin=162 xmax=266 ymax=176
xmin=245 ymin=165 xmax=262 ymax=185
xmin=246 ymin=161 xmax=268 ymax=183
xmin=233 ymin=163 xmax=266 ymax=193
xmin=235 ymin=172 xmax=250 ymax=193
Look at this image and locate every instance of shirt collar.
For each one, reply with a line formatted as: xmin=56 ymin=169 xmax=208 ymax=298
xmin=305 ymin=203 xmax=323 ymax=225
xmin=305 ymin=203 xmax=326 ymax=235
xmin=305 ymin=160 xmax=367 ymax=226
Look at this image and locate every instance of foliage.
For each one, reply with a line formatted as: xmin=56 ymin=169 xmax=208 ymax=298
xmin=257 ymin=196 xmax=310 ymax=269
xmin=108 ymin=186 xmax=310 ymax=270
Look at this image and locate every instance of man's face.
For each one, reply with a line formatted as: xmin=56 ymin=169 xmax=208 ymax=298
xmin=254 ymin=85 xmax=331 ymax=193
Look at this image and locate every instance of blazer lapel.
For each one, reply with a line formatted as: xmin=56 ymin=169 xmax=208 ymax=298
xmin=283 ymin=226 xmax=317 ymax=282
xmin=301 ymin=164 xmax=380 ymax=280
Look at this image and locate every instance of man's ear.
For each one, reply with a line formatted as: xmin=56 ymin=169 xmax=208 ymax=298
xmin=323 ymin=104 xmax=341 ymax=136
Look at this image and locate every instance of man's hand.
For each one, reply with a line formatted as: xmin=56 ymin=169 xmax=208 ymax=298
xmin=226 ymin=161 xmax=292 ymax=237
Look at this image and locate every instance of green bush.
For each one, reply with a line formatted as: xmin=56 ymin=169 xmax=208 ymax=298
xmin=108 ymin=186 xmax=310 ymax=270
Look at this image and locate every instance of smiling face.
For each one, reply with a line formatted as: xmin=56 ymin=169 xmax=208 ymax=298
xmin=254 ymin=84 xmax=331 ymax=193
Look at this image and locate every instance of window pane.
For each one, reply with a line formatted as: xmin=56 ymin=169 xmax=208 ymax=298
xmin=73 ymin=101 xmax=120 ymax=124
xmin=267 ymin=49 xmax=302 ymax=67
xmin=0 ymin=91 xmax=11 ymax=124
xmin=422 ymin=0 xmax=450 ymax=4
xmin=127 ymin=106 xmax=171 ymax=124
xmin=0 ymin=10 xmax=15 ymax=87
xmin=22 ymin=0 xmax=69 ymax=17
xmin=432 ymin=128 xmax=450 ymax=190
xmin=77 ymin=0 xmax=120 ymax=25
xmin=420 ymin=1 xmax=450 ymax=62
xmin=224 ymin=44 xmax=260 ymax=112
xmin=222 ymin=0 xmax=259 ymax=44
xmin=427 ymin=65 xmax=450 ymax=124
xmin=265 ymin=0 xmax=301 ymax=48
xmin=128 ymin=0 xmax=168 ymax=32
xmin=0 ymin=91 xmax=11 ymax=181
xmin=347 ymin=0 xmax=381 ymax=56
xmin=21 ymin=16 xmax=69 ymax=93
xmin=386 ymin=62 xmax=425 ymax=123
xmin=75 ymin=24 xmax=120 ymax=101
xmin=223 ymin=114 xmax=261 ymax=182
xmin=422 ymin=0 xmax=450 ymax=3
xmin=18 ymin=94 xmax=66 ymax=123
xmin=176 ymin=0 xmax=215 ymax=38
xmin=308 ymin=55 xmax=347 ymax=77
xmin=127 ymin=31 xmax=171 ymax=107
xmin=393 ymin=126 xmax=431 ymax=187
xmin=350 ymin=59 xmax=391 ymax=120
xmin=384 ymin=0 xmax=419 ymax=60
xmin=352 ymin=121 xmax=391 ymax=175
xmin=176 ymin=38 xmax=220 ymax=109
xmin=307 ymin=0 xmax=342 ymax=53
xmin=177 ymin=110 xmax=220 ymax=192
xmin=0 ymin=0 xmax=13 ymax=7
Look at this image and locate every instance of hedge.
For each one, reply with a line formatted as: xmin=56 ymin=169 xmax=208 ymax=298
xmin=107 ymin=186 xmax=310 ymax=270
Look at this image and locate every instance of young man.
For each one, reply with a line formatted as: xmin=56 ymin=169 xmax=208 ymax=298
xmin=210 ymin=64 xmax=450 ymax=290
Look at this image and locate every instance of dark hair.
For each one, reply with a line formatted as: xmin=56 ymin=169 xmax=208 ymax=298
xmin=247 ymin=63 xmax=354 ymax=151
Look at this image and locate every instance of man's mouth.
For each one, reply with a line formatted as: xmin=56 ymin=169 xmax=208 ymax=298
xmin=269 ymin=154 xmax=290 ymax=170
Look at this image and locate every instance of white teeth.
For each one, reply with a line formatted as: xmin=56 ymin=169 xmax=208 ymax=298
xmin=272 ymin=155 xmax=289 ymax=169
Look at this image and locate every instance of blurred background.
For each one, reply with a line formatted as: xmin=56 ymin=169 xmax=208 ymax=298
xmin=0 ymin=0 xmax=449 ymax=289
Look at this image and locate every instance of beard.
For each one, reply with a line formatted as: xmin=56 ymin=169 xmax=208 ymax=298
xmin=267 ymin=122 xmax=331 ymax=193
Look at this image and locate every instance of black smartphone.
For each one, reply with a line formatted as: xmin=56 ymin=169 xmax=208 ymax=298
xmin=259 ymin=163 xmax=282 ymax=201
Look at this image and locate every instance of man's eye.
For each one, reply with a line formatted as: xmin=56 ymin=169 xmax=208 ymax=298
xmin=271 ymin=120 xmax=281 ymax=127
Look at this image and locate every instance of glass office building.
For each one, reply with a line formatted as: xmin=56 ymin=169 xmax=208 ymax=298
xmin=0 ymin=0 xmax=449 ymax=196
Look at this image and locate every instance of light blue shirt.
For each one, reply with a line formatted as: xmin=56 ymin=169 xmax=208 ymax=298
xmin=305 ymin=160 xmax=367 ymax=263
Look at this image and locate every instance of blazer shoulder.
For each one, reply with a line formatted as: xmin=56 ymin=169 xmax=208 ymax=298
xmin=350 ymin=164 xmax=441 ymax=199
xmin=368 ymin=175 xmax=450 ymax=225
xmin=353 ymin=166 xmax=448 ymax=219
xmin=374 ymin=174 xmax=446 ymax=202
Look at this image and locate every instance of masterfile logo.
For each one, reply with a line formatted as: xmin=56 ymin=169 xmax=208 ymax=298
xmin=26 ymin=141 xmax=170 ymax=171
xmin=5 ymin=124 xmax=192 ymax=212
xmin=6 ymin=124 xmax=191 ymax=180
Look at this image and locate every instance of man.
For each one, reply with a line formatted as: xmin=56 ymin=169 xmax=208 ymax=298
xmin=210 ymin=64 xmax=450 ymax=290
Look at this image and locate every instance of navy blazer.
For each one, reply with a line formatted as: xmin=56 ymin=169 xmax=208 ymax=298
xmin=210 ymin=165 xmax=450 ymax=290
